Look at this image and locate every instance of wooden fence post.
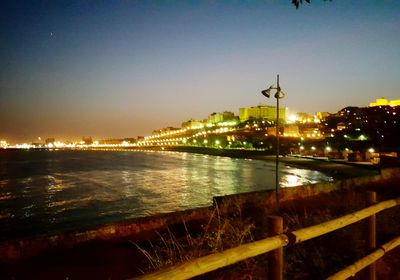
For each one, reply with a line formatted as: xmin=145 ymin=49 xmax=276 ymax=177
xmin=367 ymin=191 xmax=377 ymax=280
xmin=267 ymin=216 xmax=283 ymax=280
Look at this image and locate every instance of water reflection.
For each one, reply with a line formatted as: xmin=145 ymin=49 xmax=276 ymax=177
xmin=0 ymin=150 xmax=333 ymax=239
xmin=280 ymin=167 xmax=333 ymax=187
xmin=282 ymin=174 xmax=302 ymax=187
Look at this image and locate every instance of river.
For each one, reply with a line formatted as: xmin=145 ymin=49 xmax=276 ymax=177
xmin=0 ymin=149 xmax=332 ymax=240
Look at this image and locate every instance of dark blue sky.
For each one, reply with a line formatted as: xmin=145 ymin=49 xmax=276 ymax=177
xmin=1 ymin=1 xmax=400 ymax=143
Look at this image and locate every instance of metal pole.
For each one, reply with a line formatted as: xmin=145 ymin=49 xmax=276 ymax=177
xmin=267 ymin=216 xmax=284 ymax=280
xmin=275 ymin=74 xmax=280 ymax=208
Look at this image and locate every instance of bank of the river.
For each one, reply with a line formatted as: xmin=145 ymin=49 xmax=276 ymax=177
xmin=13 ymin=146 xmax=380 ymax=179
xmin=2 ymin=168 xmax=400 ymax=279
xmin=156 ymin=146 xmax=380 ymax=179
xmin=0 ymin=147 xmax=389 ymax=279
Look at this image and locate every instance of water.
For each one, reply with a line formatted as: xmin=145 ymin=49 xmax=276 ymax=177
xmin=0 ymin=149 xmax=332 ymax=240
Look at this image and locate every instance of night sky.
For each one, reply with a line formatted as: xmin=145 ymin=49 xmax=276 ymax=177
xmin=1 ymin=1 xmax=400 ymax=143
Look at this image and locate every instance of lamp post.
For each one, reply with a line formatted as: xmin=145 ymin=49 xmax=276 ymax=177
xmin=261 ymin=74 xmax=285 ymax=208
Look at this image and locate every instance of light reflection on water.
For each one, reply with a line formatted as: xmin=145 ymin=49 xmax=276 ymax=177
xmin=0 ymin=150 xmax=332 ymax=239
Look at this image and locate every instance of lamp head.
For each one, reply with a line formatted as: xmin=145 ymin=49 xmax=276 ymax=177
xmin=275 ymin=89 xmax=285 ymax=99
xmin=261 ymin=86 xmax=273 ymax=98
xmin=261 ymin=89 xmax=270 ymax=98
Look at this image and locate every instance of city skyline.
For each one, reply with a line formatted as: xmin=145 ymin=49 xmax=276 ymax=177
xmin=1 ymin=1 xmax=400 ymax=143
xmin=2 ymin=96 xmax=398 ymax=146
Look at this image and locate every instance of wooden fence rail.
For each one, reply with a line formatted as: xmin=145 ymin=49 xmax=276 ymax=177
xmin=133 ymin=235 xmax=288 ymax=280
xmin=289 ymin=197 xmax=400 ymax=244
xmin=132 ymin=196 xmax=400 ymax=280
xmin=327 ymin=236 xmax=400 ymax=280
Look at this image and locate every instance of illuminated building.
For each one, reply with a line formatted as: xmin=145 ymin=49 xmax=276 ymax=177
xmin=31 ymin=142 xmax=43 ymax=148
xmin=266 ymin=125 xmax=299 ymax=137
xmin=337 ymin=122 xmax=346 ymax=131
xmin=99 ymin=139 xmax=123 ymax=145
xmin=389 ymin=100 xmax=400 ymax=107
xmin=181 ymin=119 xmax=204 ymax=129
xmin=152 ymin=127 xmax=181 ymax=135
xmin=283 ymin=125 xmax=300 ymax=137
xmin=316 ymin=112 xmax=331 ymax=121
xmin=45 ymin=138 xmax=55 ymax=144
xmin=239 ymin=105 xmax=287 ymax=122
xmin=266 ymin=127 xmax=278 ymax=136
xmin=82 ymin=137 xmax=93 ymax=145
xmin=369 ymin=98 xmax=400 ymax=107
xmin=207 ymin=111 xmax=235 ymax=124
xmin=0 ymin=140 xmax=7 ymax=148
xmin=296 ymin=112 xmax=314 ymax=123
xmin=322 ymin=104 xmax=400 ymax=153
xmin=123 ymin=138 xmax=136 ymax=143
xmin=300 ymin=126 xmax=322 ymax=139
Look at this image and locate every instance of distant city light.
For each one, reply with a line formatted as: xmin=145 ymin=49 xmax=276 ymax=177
xmin=288 ymin=114 xmax=297 ymax=123
xmin=0 ymin=140 xmax=8 ymax=149
xmin=122 ymin=141 xmax=129 ymax=146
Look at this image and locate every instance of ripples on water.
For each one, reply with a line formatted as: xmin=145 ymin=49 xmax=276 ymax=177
xmin=0 ymin=150 xmax=332 ymax=239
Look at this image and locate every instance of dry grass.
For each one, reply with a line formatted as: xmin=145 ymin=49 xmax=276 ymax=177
xmin=135 ymin=188 xmax=400 ymax=279
xmin=134 ymin=202 xmax=256 ymax=273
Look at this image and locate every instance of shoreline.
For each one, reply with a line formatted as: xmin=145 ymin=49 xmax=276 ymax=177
xmin=2 ymin=168 xmax=399 ymax=279
xmin=0 ymin=147 xmax=377 ymax=241
xmin=158 ymin=146 xmax=380 ymax=179
xmin=3 ymin=146 xmax=380 ymax=179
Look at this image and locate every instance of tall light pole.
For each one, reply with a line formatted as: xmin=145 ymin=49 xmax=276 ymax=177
xmin=261 ymin=74 xmax=285 ymax=208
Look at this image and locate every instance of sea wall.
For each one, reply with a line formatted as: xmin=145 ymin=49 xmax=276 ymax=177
xmin=1 ymin=167 xmax=399 ymax=262
xmin=0 ymin=207 xmax=212 ymax=262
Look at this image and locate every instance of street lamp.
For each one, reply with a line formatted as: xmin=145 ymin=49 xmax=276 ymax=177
xmin=261 ymin=74 xmax=285 ymax=207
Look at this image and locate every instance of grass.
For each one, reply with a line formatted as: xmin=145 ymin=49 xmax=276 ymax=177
xmin=135 ymin=185 xmax=400 ymax=279
xmin=134 ymin=202 xmax=256 ymax=274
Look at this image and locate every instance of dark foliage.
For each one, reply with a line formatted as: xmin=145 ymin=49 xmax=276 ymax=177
xmin=292 ymin=0 xmax=331 ymax=9
xmin=292 ymin=0 xmax=310 ymax=9
xmin=321 ymin=106 xmax=400 ymax=152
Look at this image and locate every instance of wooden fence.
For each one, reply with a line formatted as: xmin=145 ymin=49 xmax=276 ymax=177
xmin=131 ymin=192 xmax=400 ymax=280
